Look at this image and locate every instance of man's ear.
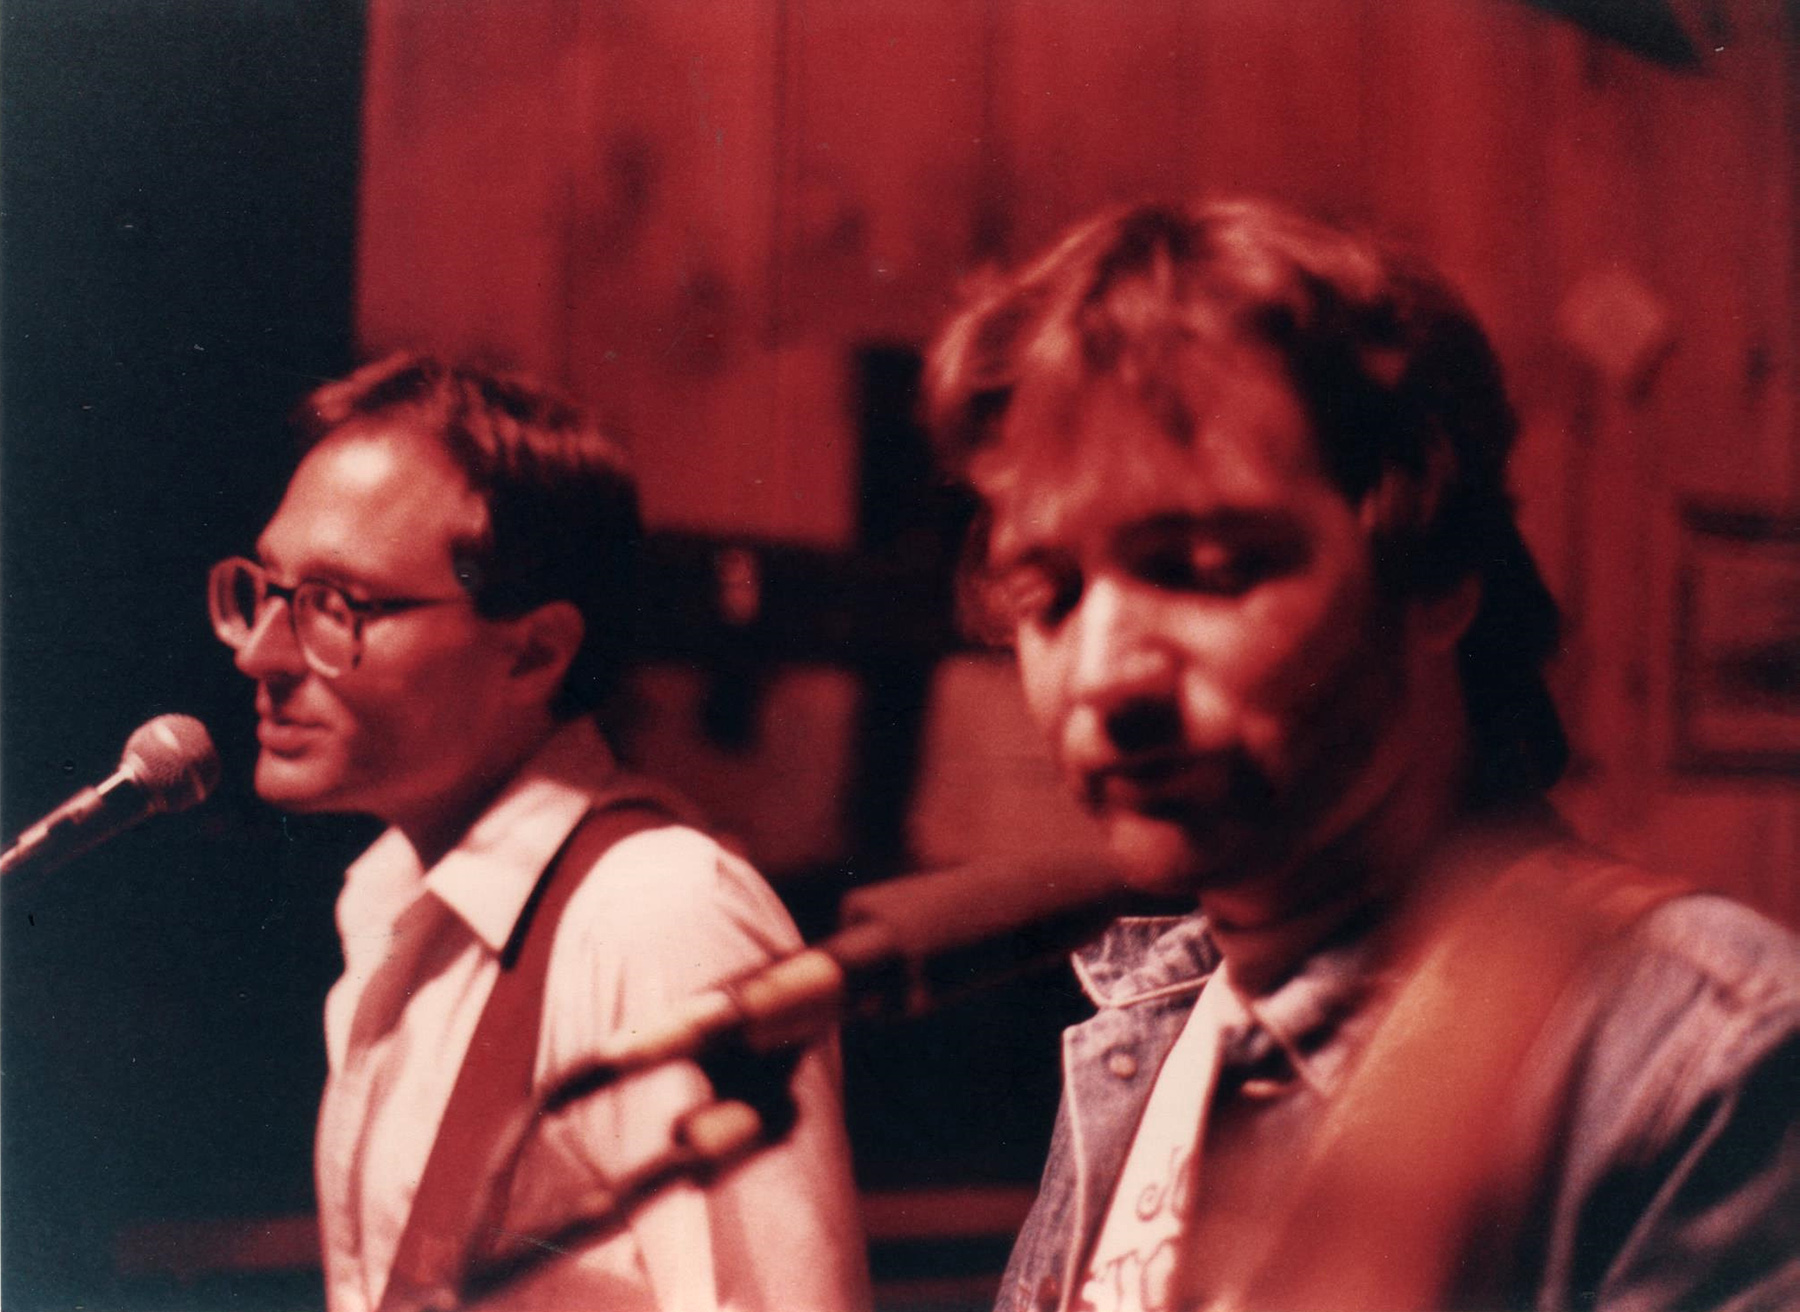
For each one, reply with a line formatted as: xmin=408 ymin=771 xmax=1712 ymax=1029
xmin=1412 ymin=575 xmax=1481 ymax=653
xmin=503 ymin=600 xmax=585 ymax=703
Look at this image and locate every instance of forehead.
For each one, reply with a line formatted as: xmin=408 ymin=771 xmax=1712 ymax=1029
xmin=257 ymin=424 xmax=485 ymax=587
xmin=979 ymin=354 xmax=1337 ymax=560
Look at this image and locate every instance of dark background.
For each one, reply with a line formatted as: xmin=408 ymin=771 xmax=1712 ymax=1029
xmin=3 ymin=2 xmax=368 ymax=1304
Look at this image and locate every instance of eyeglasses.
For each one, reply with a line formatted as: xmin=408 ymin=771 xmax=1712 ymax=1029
xmin=208 ymin=556 xmax=471 ymax=678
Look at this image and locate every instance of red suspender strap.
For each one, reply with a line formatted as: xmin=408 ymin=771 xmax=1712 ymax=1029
xmin=379 ymin=797 xmax=675 ymax=1312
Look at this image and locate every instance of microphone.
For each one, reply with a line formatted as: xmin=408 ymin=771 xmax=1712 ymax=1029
xmin=1 ymin=715 xmax=221 ymax=879
xmin=541 ymin=854 xmax=1140 ymax=1110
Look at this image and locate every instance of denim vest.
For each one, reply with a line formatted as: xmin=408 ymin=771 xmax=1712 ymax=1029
xmin=993 ymin=851 xmax=1800 ymax=1312
xmin=994 ymin=913 xmax=1216 ymax=1312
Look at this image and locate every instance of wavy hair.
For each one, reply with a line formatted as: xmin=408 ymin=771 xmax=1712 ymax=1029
xmin=925 ymin=198 xmax=1567 ymax=799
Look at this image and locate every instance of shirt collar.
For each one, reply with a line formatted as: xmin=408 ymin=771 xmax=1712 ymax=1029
xmin=1073 ymin=913 xmax=1219 ymax=1007
xmin=1073 ymin=908 xmax=1390 ymax=1096
xmin=1236 ymin=933 xmax=1389 ymax=1094
xmin=342 ymin=717 xmax=619 ymax=956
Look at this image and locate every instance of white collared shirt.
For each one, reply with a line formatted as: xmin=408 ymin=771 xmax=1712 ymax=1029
xmin=314 ymin=717 xmax=871 ymax=1312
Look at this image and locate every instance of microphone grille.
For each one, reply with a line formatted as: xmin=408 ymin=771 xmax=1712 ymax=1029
xmin=121 ymin=714 xmax=222 ymax=814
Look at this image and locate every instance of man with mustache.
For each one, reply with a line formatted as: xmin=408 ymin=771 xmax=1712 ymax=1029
xmin=924 ymin=199 xmax=1800 ymax=1312
xmin=209 ymin=353 xmax=869 ymax=1311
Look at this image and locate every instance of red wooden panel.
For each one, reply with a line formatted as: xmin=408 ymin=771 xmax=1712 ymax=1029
xmin=775 ymin=0 xmax=989 ymax=341
xmin=355 ymin=0 xmax=1800 ymax=914
xmin=358 ymin=0 xmax=584 ymax=380
xmin=999 ymin=0 xmax=1212 ymax=254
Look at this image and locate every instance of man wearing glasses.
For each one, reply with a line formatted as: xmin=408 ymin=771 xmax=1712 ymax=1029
xmin=208 ymin=353 xmax=869 ymax=1312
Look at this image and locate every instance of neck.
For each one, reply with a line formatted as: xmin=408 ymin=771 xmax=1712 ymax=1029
xmin=1199 ymin=692 xmax=1473 ymax=996
xmin=394 ymin=714 xmax=563 ymax=870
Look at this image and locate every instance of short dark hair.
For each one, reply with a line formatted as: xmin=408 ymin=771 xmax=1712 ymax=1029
xmin=294 ymin=352 xmax=641 ymax=719
xmin=924 ymin=197 xmax=1568 ymax=799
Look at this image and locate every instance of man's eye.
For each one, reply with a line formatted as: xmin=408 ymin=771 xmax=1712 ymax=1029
xmin=1139 ymin=543 xmax=1269 ymax=597
xmin=992 ymin=567 xmax=1080 ymax=630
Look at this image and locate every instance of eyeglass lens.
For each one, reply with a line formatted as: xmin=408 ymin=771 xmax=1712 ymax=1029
xmin=210 ymin=560 xmax=355 ymax=677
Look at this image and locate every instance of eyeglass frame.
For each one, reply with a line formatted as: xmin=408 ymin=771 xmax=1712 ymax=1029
xmin=208 ymin=555 xmax=474 ymax=679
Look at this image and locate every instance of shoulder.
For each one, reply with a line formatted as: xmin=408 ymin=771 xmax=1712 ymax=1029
xmin=547 ymin=823 xmax=805 ymax=1002
xmin=1557 ymin=889 xmax=1800 ymax=1151
xmin=1631 ymin=894 xmax=1800 ymax=991
xmin=1491 ymin=828 xmax=1800 ymax=1056
xmin=1597 ymin=893 xmax=1800 ymax=1039
xmin=1520 ymin=879 xmax=1800 ymax=1304
xmin=1598 ymin=894 xmax=1800 ymax=1071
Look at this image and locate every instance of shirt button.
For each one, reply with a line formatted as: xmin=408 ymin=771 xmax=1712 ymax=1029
xmin=1106 ymin=1049 xmax=1138 ymax=1079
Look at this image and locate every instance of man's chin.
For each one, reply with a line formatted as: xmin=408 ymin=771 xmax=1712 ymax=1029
xmin=1103 ymin=812 xmax=1250 ymax=898
xmin=252 ymin=755 xmax=340 ymax=814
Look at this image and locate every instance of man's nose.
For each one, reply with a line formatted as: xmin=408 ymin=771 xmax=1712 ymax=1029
xmin=1067 ymin=577 xmax=1179 ymax=744
xmin=234 ymin=597 xmax=307 ymax=680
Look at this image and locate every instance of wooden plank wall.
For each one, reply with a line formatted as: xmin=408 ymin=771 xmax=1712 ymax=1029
xmin=357 ymin=0 xmax=1799 ymax=921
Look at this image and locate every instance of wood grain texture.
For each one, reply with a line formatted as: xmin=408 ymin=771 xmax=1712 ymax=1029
xmin=358 ymin=0 xmax=1799 ymax=918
